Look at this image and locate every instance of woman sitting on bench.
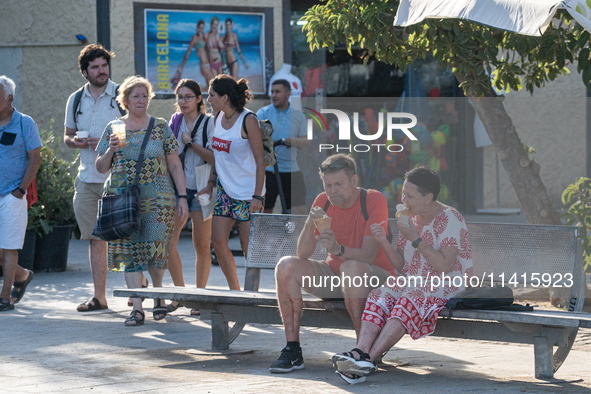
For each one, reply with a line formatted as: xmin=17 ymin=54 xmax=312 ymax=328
xmin=331 ymin=166 xmax=474 ymax=384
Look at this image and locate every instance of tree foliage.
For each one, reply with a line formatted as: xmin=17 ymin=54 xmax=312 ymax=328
xmin=562 ymin=177 xmax=591 ymax=274
xmin=302 ymin=1 xmax=589 ymax=97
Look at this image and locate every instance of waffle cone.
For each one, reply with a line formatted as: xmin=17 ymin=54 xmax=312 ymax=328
xmin=314 ymin=217 xmax=332 ymax=232
xmin=395 ymin=209 xmax=410 ymax=219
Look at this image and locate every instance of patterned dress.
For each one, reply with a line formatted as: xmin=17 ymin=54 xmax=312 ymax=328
xmin=362 ymin=208 xmax=473 ymax=339
xmin=96 ymin=118 xmax=179 ymax=272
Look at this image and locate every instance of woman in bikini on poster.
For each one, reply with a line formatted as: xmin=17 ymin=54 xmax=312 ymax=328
xmin=223 ymin=18 xmax=249 ymax=79
xmin=171 ymin=20 xmax=215 ymax=88
xmin=206 ymin=17 xmax=225 ymax=77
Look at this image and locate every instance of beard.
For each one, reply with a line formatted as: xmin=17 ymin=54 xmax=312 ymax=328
xmin=87 ymin=74 xmax=109 ymax=87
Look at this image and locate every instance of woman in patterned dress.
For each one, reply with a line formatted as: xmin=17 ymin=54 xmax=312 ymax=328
xmin=96 ymin=76 xmax=188 ymax=327
xmin=331 ymin=166 xmax=473 ymax=384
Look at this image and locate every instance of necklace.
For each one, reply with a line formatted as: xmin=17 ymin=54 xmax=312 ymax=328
xmin=224 ymin=110 xmax=237 ymax=120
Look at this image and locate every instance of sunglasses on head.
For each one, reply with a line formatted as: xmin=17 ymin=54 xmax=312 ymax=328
xmin=320 ymin=161 xmax=352 ymax=172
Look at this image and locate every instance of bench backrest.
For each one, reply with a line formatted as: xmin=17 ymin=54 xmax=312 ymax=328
xmin=247 ymin=214 xmax=584 ymax=299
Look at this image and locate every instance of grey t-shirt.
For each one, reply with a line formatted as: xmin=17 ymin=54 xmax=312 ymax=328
xmin=176 ymin=115 xmax=214 ymax=190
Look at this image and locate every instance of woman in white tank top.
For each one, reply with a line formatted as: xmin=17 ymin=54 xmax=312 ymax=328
xmin=200 ymin=75 xmax=266 ymax=290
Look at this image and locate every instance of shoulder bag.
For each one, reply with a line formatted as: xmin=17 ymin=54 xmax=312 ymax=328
xmin=92 ymin=117 xmax=155 ymax=241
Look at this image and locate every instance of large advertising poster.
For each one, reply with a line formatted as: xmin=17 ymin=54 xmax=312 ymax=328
xmin=144 ymin=8 xmax=266 ymax=95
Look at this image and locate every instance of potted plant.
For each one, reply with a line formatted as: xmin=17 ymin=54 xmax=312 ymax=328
xmin=26 ymin=120 xmax=77 ymax=272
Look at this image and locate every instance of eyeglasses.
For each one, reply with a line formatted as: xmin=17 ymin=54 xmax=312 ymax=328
xmin=176 ymin=95 xmax=196 ymax=102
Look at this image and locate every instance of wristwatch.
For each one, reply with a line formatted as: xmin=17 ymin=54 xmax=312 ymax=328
xmin=14 ymin=187 xmax=26 ymax=194
xmin=334 ymin=243 xmax=345 ymax=257
xmin=186 ymin=141 xmax=193 ymax=148
xmin=412 ymin=237 xmax=422 ymax=248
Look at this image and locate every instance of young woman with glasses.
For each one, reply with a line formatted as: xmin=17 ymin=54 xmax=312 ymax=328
xmin=166 ymin=79 xmax=215 ymax=314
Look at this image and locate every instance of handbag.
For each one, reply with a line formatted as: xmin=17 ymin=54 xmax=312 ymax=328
xmin=445 ymin=284 xmax=532 ymax=311
xmin=194 ymin=162 xmax=216 ymax=221
xmin=193 ymin=116 xmax=215 ymax=220
xmin=92 ymin=117 xmax=155 ymax=241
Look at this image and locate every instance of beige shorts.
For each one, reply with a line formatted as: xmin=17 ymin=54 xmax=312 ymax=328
xmin=306 ymin=259 xmax=392 ymax=300
xmin=73 ymin=177 xmax=104 ymax=240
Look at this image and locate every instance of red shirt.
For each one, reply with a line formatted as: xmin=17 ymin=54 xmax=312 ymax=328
xmin=312 ymin=189 xmax=395 ymax=275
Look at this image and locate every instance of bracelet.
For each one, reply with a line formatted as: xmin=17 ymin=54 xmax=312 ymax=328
xmin=14 ymin=187 xmax=26 ymax=194
xmin=178 ymin=195 xmax=188 ymax=199
xmin=208 ymin=179 xmax=216 ymax=184
xmin=252 ymin=195 xmax=264 ymax=202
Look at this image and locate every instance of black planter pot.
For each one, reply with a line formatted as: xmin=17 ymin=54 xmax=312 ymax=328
xmin=17 ymin=228 xmax=37 ymax=271
xmin=34 ymin=224 xmax=73 ymax=272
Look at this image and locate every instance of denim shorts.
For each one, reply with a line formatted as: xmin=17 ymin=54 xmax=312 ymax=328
xmin=175 ymin=188 xmax=202 ymax=212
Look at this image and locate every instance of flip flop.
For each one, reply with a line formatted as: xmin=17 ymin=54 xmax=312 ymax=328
xmin=77 ymin=297 xmax=108 ymax=312
xmin=190 ymin=308 xmax=200 ymax=316
xmin=11 ymin=269 xmax=34 ymax=304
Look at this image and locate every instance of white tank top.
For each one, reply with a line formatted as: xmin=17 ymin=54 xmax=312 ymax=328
xmin=212 ymin=109 xmax=265 ymax=200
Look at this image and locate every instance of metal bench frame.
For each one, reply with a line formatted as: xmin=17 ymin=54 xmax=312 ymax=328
xmin=115 ymin=213 xmax=589 ymax=379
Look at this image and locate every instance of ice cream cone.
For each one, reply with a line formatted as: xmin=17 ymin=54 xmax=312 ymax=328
xmin=396 ymin=204 xmax=411 ymax=226
xmin=314 ymin=216 xmax=332 ymax=232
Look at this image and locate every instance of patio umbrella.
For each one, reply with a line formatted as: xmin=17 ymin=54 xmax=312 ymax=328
xmin=394 ymin=0 xmax=591 ymax=36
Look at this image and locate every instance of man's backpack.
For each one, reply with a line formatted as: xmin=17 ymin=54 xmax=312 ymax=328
xmin=72 ymin=83 xmax=126 ymax=124
xmin=242 ymin=112 xmax=276 ymax=167
xmin=323 ymin=188 xmax=394 ymax=243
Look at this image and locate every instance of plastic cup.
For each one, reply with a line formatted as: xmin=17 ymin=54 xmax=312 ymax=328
xmin=112 ymin=123 xmax=126 ymax=147
xmin=76 ymin=130 xmax=89 ymax=140
xmin=198 ymin=194 xmax=210 ymax=206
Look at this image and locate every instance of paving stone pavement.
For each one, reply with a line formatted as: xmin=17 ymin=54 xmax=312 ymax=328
xmin=1 ymin=232 xmax=591 ymax=393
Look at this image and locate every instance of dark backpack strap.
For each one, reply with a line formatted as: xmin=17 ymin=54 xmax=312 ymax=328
xmin=324 ymin=188 xmax=392 ymax=243
xmin=132 ymin=117 xmax=155 ymax=187
xmin=190 ymin=114 xmax=205 ymax=140
xmin=359 ymin=188 xmax=369 ymax=221
xmin=114 ymin=85 xmax=126 ymax=116
xmin=179 ymin=114 xmax=205 ymax=169
xmin=323 ymin=197 xmax=331 ymax=213
xmin=242 ymin=111 xmax=257 ymax=136
xmin=202 ymin=116 xmax=211 ymax=148
xmin=72 ymin=85 xmax=85 ymax=125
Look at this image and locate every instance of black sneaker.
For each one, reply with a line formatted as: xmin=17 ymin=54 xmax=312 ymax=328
xmin=269 ymin=345 xmax=305 ymax=373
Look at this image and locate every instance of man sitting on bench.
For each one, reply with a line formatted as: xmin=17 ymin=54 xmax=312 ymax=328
xmin=270 ymin=153 xmax=396 ymax=373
